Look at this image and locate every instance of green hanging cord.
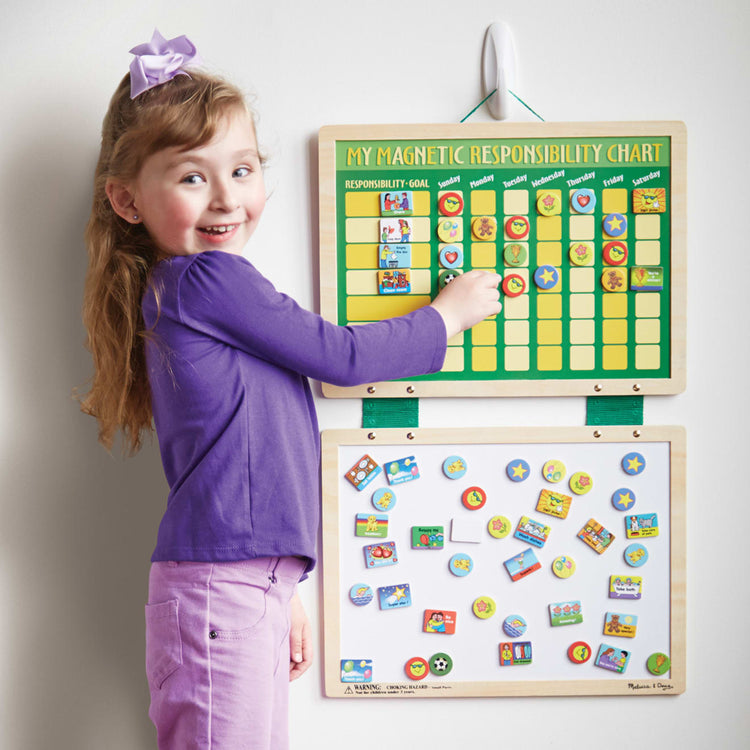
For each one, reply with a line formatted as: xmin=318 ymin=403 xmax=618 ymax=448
xmin=460 ymin=88 xmax=545 ymax=123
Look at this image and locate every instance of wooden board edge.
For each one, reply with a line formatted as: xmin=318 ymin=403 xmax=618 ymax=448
xmin=321 ymin=377 xmax=684 ymax=399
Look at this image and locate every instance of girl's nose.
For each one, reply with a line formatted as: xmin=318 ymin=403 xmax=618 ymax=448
xmin=210 ymin=181 xmax=239 ymax=212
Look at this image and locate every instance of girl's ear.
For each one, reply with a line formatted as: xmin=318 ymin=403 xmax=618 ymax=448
xmin=106 ymin=180 xmax=140 ymax=223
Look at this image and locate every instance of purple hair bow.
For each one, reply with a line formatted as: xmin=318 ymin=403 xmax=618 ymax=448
xmin=128 ymin=29 xmax=202 ymax=99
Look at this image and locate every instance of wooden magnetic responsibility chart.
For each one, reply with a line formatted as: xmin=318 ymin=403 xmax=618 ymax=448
xmin=322 ymin=426 xmax=685 ymax=697
xmin=318 ymin=122 xmax=686 ymax=398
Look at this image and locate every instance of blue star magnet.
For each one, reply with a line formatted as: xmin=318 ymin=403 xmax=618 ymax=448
xmin=621 ymin=452 xmax=646 ymax=476
xmin=534 ymin=265 xmax=560 ymax=290
xmin=612 ymin=487 xmax=637 ymax=510
xmin=506 ymin=459 xmax=530 ymax=482
xmin=603 ymin=213 xmax=627 ymax=237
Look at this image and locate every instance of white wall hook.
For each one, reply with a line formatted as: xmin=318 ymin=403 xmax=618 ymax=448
xmin=482 ymin=22 xmax=517 ymax=120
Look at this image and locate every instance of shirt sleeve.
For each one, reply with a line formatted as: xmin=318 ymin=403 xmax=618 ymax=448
xmin=173 ymin=251 xmax=446 ymax=387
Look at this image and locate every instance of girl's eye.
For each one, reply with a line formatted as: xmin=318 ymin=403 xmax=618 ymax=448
xmin=182 ymin=173 xmax=205 ymax=185
xmin=233 ymin=166 xmax=251 ymax=178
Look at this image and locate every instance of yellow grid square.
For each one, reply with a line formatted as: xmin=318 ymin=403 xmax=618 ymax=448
xmin=472 ymin=320 xmax=497 ymax=346
xmin=447 ymin=331 xmax=465 ymax=346
xmin=346 ymin=244 xmax=378 ymax=269
xmin=602 ymin=189 xmax=628 ymax=213
xmin=413 ymin=192 xmax=432 ymax=214
xmin=603 ymin=345 xmax=628 ymax=370
xmin=505 ymin=346 xmax=530 ymax=371
xmin=602 ymin=294 xmax=628 ymax=318
xmin=471 ymin=243 xmax=496 ymax=267
xmin=603 ymin=319 xmax=628 ymax=344
xmin=537 ymin=242 xmax=562 ymax=266
xmin=411 ymin=244 xmax=432 ymax=268
xmin=537 ymin=294 xmax=562 ymax=319
xmin=569 ymin=267 xmax=595 ymax=292
xmin=504 ymin=294 xmax=530 ymax=320
xmin=471 ymin=190 xmax=496 ymax=215
xmin=347 ymin=295 xmax=431 ymax=322
xmin=537 ymin=346 xmax=563 ymax=371
xmin=570 ymin=346 xmax=595 ymax=370
xmin=537 ymin=320 xmax=562 ymax=345
xmin=569 ymin=215 xmax=595 ymax=240
xmin=570 ymin=319 xmax=595 ymax=344
xmin=503 ymin=190 xmax=529 ymax=214
xmin=569 ymin=294 xmax=595 ymax=318
xmin=537 ymin=216 xmax=562 ymax=241
xmin=505 ymin=320 xmax=529 ymax=345
xmin=442 ymin=347 xmax=465 ymax=372
xmin=472 ymin=347 xmax=497 ymax=372
xmin=636 ymin=318 xmax=661 ymax=344
xmin=635 ymin=241 xmax=660 ymax=265
xmin=635 ymin=345 xmax=661 ymax=370
xmin=635 ymin=214 xmax=661 ymax=240
xmin=635 ymin=293 xmax=661 ymax=317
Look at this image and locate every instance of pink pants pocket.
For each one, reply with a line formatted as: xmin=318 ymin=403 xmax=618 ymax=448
xmin=145 ymin=599 xmax=183 ymax=689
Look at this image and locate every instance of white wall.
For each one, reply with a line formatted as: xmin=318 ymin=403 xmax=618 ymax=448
xmin=1 ymin=1 xmax=747 ymax=747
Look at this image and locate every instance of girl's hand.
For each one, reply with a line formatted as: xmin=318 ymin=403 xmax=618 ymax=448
xmin=430 ymin=270 xmax=503 ymax=339
xmin=289 ymin=591 xmax=313 ymax=681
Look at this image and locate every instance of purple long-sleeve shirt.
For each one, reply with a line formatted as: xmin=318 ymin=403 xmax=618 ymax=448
xmin=142 ymin=251 xmax=446 ymax=572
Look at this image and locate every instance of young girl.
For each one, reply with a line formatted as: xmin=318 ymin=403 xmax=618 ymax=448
xmin=80 ymin=30 xmax=501 ymax=750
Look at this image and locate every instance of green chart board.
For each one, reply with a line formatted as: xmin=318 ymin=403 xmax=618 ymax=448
xmin=319 ymin=123 xmax=686 ymax=399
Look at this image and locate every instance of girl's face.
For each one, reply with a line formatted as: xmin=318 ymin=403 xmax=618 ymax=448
xmin=130 ymin=108 xmax=265 ymax=258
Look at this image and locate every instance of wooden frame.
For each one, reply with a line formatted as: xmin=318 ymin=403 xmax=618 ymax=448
xmin=318 ymin=122 xmax=686 ymax=398
xmin=321 ymin=426 xmax=685 ymax=697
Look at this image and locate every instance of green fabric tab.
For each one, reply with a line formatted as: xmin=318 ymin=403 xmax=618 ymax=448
xmin=586 ymin=396 xmax=644 ymax=426
xmin=362 ymin=398 xmax=419 ymax=429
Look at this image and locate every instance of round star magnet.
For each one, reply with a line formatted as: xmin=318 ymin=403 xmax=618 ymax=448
xmin=612 ymin=487 xmax=636 ymax=511
xmin=506 ymin=459 xmax=530 ymax=482
xmin=603 ymin=212 xmax=627 ymax=237
xmin=622 ymin=452 xmax=646 ymax=475
xmin=534 ymin=265 xmax=559 ymax=290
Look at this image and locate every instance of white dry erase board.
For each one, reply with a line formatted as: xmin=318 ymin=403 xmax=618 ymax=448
xmin=321 ymin=426 xmax=685 ymax=697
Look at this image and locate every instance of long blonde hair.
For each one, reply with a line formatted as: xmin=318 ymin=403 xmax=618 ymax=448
xmin=79 ymin=71 xmax=249 ymax=453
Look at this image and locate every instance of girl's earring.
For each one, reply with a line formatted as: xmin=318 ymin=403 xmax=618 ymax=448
xmin=133 ymin=214 xmax=140 ymax=221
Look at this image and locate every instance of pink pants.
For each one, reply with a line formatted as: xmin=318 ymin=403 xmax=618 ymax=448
xmin=145 ymin=557 xmax=306 ymax=750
